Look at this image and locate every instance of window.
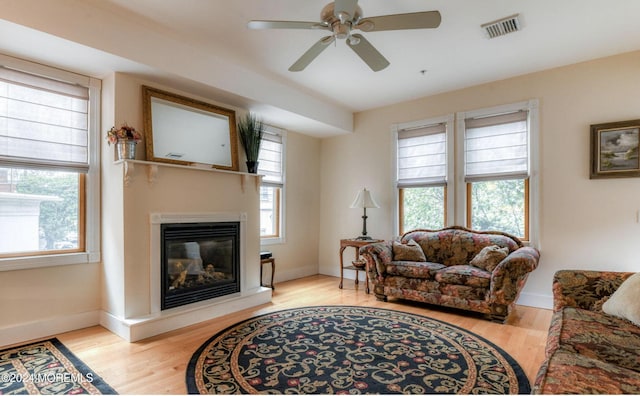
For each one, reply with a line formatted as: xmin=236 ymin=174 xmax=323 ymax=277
xmin=394 ymin=115 xmax=454 ymax=234
xmin=0 ymin=54 xmax=100 ymax=268
xmin=458 ymin=100 xmax=539 ymax=242
xmin=393 ymin=100 xmax=539 ymax=245
xmin=257 ymin=125 xmax=285 ymax=242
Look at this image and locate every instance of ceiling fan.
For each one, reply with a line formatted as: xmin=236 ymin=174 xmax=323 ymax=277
xmin=248 ymin=0 xmax=441 ymax=72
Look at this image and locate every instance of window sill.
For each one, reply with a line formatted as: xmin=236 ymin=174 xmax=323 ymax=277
xmin=0 ymin=251 xmax=100 ymax=272
xmin=261 ymin=237 xmax=285 ymax=246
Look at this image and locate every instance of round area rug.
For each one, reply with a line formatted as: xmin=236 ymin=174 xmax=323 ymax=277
xmin=186 ymin=306 xmax=530 ymax=394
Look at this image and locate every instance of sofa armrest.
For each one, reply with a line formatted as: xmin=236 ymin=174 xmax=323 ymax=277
xmin=489 ymin=246 xmax=540 ymax=305
xmin=360 ymin=241 xmax=393 ymax=280
xmin=552 ymin=270 xmax=634 ymax=312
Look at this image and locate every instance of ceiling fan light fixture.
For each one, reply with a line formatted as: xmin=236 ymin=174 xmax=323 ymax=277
xmin=349 ymin=35 xmax=361 ymax=45
xmin=333 ymin=22 xmax=351 ymax=39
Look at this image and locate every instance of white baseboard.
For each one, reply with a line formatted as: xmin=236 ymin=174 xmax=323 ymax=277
xmin=271 ymin=264 xmax=317 ymax=284
xmin=517 ymin=291 xmax=553 ymax=310
xmin=101 ymin=287 xmax=272 ymax=342
xmin=0 ymin=310 xmax=100 ymax=348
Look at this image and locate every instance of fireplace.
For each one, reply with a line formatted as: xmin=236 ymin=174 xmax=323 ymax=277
xmin=161 ymin=222 xmax=240 ymax=310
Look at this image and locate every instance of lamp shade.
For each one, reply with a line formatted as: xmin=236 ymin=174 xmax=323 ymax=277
xmin=350 ymin=188 xmax=380 ymax=209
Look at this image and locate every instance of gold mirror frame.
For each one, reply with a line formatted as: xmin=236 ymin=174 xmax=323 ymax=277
xmin=142 ymin=86 xmax=239 ymax=171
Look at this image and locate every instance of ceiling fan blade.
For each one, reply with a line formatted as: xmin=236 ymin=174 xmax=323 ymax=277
xmin=289 ymin=36 xmax=335 ymax=72
xmin=356 ymin=11 xmax=441 ymax=32
xmin=346 ymin=34 xmax=389 ymax=72
xmin=248 ymin=20 xmax=329 ymax=30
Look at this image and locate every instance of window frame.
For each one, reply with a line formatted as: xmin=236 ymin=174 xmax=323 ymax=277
xmin=0 ymin=54 xmax=101 ymax=271
xmin=456 ymin=99 xmax=539 ymax=246
xmin=258 ymin=125 xmax=286 ymax=245
xmin=392 ymin=114 xmax=455 ymax=236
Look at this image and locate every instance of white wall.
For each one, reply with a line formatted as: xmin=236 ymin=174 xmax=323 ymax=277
xmin=319 ymin=50 xmax=640 ymax=308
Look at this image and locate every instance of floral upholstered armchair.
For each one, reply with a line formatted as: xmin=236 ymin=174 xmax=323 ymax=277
xmin=359 ymin=226 xmax=540 ymax=322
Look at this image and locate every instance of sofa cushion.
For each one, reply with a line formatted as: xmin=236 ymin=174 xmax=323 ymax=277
xmin=534 ymin=349 xmax=640 ymax=394
xmin=434 ymin=265 xmax=491 ymax=289
xmin=551 ymin=307 xmax=640 ymax=373
xmin=438 ymin=284 xmax=487 ymax=300
xmin=469 ymin=245 xmax=508 ymax=272
xmin=386 ymin=261 xmax=445 ymax=280
xmin=384 ymin=276 xmax=441 ymax=294
xmin=382 ymin=277 xmax=487 ymax=301
xmin=392 ymin=240 xmax=426 ymax=262
xmin=603 ymin=272 xmax=640 ymax=326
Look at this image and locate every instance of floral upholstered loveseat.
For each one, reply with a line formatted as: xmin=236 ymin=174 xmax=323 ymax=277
xmin=533 ymin=270 xmax=640 ymax=394
xmin=359 ymin=226 xmax=540 ymax=322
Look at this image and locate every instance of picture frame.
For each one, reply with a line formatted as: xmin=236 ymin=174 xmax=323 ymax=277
xmin=142 ymin=86 xmax=239 ymax=171
xmin=590 ymin=119 xmax=640 ymax=179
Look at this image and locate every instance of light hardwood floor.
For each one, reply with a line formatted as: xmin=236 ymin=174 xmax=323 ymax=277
xmin=43 ymin=275 xmax=551 ymax=394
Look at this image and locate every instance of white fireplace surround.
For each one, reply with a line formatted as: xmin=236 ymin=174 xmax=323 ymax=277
xmin=100 ymin=211 xmax=271 ymax=342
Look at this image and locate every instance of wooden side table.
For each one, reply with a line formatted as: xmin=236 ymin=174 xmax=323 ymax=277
xmin=260 ymin=257 xmax=275 ymax=290
xmin=339 ymin=238 xmax=383 ymax=293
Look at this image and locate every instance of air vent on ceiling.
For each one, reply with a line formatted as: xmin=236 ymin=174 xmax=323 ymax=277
xmin=481 ymin=14 xmax=521 ymax=39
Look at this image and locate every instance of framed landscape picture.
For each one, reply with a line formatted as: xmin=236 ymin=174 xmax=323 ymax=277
xmin=590 ymin=119 xmax=640 ymax=179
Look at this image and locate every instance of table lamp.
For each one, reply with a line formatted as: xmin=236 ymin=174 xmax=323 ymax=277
xmin=350 ymin=188 xmax=379 ymax=240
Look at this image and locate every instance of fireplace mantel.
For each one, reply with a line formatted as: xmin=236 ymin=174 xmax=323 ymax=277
xmin=116 ymin=159 xmax=261 ymax=191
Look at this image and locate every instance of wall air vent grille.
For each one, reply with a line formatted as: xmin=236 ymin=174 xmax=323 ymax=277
xmin=482 ymin=14 xmax=521 ymax=39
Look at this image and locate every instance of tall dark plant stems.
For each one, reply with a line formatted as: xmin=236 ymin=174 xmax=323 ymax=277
xmin=238 ymin=113 xmax=264 ymax=162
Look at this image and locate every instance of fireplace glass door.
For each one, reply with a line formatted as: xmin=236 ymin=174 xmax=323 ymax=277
xmin=161 ymin=222 xmax=240 ymax=310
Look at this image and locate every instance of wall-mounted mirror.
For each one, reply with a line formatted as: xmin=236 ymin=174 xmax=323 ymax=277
xmin=142 ymin=86 xmax=239 ymax=171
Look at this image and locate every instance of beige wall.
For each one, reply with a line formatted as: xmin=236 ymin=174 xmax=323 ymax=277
xmin=5 ymin=48 xmax=639 ymax=344
xmin=0 ymin=263 xmax=101 ymax=341
xmin=319 ymin=50 xmax=640 ymax=308
xmin=103 ymin=73 xmax=323 ymax=319
xmin=261 ymin=131 xmax=321 ymax=284
xmin=1 ymin=72 xmax=322 ymax=345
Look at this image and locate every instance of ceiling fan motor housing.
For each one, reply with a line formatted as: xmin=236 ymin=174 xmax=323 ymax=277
xmin=321 ymin=3 xmax=363 ymax=39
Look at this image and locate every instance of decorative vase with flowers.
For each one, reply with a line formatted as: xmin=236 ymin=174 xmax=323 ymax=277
xmin=237 ymin=113 xmax=264 ymax=173
xmin=107 ymin=123 xmax=142 ymax=160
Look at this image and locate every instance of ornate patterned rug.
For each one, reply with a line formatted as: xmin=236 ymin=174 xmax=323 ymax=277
xmin=0 ymin=338 xmax=117 ymax=395
xmin=186 ymin=306 xmax=530 ymax=394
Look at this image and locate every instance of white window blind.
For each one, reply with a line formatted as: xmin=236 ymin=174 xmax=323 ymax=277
xmin=258 ymin=126 xmax=284 ymax=186
xmin=464 ymin=110 xmax=528 ymax=182
xmin=397 ymin=123 xmax=447 ymax=187
xmin=0 ymin=66 xmax=89 ymax=172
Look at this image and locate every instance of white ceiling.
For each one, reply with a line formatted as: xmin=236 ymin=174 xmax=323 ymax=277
xmin=2 ymin=0 xmax=640 ymax=137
